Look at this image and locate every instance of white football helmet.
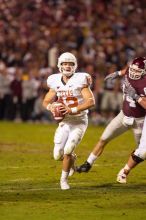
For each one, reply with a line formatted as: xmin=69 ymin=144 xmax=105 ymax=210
xmin=57 ymin=52 xmax=77 ymax=77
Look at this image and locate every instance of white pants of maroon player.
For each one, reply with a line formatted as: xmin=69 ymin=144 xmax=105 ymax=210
xmin=101 ymin=110 xmax=144 ymax=145
xmin=53 ymin=118 xmax=88 ymax=160
xmin=134 ymin=116 xmax=146 ymax=160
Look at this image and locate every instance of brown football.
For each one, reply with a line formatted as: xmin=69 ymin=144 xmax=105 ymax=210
xmin=53 ymin=102 xmax=64 ymax=121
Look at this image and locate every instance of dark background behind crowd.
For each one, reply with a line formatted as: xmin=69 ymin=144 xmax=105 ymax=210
xmin=0 ymin=0 xmax=145 ymax=124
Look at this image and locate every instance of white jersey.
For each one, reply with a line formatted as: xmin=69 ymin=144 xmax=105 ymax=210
xmin=47 ymin=72 xmax=92 ymax=120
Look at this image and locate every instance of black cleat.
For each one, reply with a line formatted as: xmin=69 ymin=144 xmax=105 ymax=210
xmin=76 ymin=161 xmax=91 ymax=173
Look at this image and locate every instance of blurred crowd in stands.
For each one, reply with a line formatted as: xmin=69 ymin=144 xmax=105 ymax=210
xmin=0 ymin=0 xmax=146 ymax=124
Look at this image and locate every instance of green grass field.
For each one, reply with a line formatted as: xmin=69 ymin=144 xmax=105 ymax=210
xmin=0 ymin=121 xmax=146 ymax=220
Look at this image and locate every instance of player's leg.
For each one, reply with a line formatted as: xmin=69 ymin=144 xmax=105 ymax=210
xmin=61 ymin=122 xmax=87 ymax=189
xmin=117 ymin=117 xmax=144 ymax=183
xmin=76 ymin=111 xmax=130 ymax=173
xmin=53 ymin=122 xmax=69 ymax=161
xmin=53 ymin=122 xmax=71 ymax=190
xmin=61 ymin=153 xmax=77 ymax=189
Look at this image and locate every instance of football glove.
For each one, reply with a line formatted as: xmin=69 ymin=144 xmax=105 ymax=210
xmin=104 ymin=71 xmax=121 ymax=81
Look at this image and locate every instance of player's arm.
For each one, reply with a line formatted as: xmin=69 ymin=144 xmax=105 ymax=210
xmin=61 ymin=87 xmax=95 ymax=115
xmin=137 ymin=97 xmax=146 ymax=109
xmin=104 ymin=66 xmax=127 ymax=81
xmin=42 ymin=88 xmax=57 ymax=111
xmin=76 ymin=87 xmax=95 ymax=112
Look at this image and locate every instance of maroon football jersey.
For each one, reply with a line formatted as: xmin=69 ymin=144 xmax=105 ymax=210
xmin=122 ymin=69 xmax=146 ymax=118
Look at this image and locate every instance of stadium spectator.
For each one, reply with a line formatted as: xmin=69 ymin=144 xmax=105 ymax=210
xmin=100 ymin=64 xmax=123 ymax=122
xmin=9 ymin=67 xmax=23 ymax=120
xmin=0 ymin=0 xmax=146 ymax=122
xmin=21 ymin=72 xmax=40 ymax=121
xmin=0 ymin=61 xmax=11 ymax=120
xmin=0 ymin=0 xmax=145 ymax=70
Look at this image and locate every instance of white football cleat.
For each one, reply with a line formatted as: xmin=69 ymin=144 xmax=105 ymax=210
xmin=60 ymin=180 xmax=70 ymax=190
xmin=117 ymin=168 xmax=127 ymax=184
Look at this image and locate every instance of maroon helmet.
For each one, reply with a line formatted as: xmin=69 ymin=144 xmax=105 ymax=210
xmin=129 ymin=57 xmax=146 ymax=80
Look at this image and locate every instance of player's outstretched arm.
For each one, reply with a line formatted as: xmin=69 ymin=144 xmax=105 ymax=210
xmin=104 ymin=68 xmax=127 ymax=81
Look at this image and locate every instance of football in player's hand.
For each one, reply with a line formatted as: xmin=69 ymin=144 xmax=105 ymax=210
xmin=53 ymin=102 xmax=65 ymax=122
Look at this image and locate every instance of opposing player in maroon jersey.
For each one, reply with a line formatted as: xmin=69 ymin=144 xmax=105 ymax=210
xmin=76 ymin=57 xmax=146 ymax=184
xmin=117 ymin=57 xmax=146 ymax=183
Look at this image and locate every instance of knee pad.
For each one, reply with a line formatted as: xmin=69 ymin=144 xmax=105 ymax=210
xmin=64 ymin=144 xmax=75 ymax=155
xmin=64 ymin=128 xmax=83 ymax=155
xmin=53 ymin=123 xmax=69 ymax=160
xmin=53 ymin=146 xmax=63 ymax=161
xmin=54 ymin=123 xmax=68 ymax=145
xmin=131 ymin=150 xmax=144 ymax=163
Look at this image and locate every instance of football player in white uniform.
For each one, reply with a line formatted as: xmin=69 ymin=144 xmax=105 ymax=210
xmin=76 ymin=57 xmax=146 ymax=184
xmin=43 ymin=52 xmax=95 ymax=190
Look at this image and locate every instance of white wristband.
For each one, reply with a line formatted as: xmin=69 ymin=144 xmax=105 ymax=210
xmin=71 ymin=107 xmax=78 ymax=114
xmin=46 ymin=103 xmax=51 ymax=111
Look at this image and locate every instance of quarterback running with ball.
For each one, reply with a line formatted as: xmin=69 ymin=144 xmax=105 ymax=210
xmin=43 ymin=52 xmax=95 ymax=190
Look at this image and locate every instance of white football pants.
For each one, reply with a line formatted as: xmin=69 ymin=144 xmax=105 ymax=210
xmin=134 ymin=116 xmax=146 ymax=160
xmin=53 ymin=119 xmax=88 ymax=160
xmin=101 ymin=110 xmax=144 ymax=145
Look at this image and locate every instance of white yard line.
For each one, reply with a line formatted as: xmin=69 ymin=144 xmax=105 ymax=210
xmin=0 ymin=187 xmax=59 ymax=192
xmin=0 ymin=183 xmax=95 ymax=192
xmin=0 ymin=163 xmax=115 ymax=170
xmin=0 ymin=165 xmax=46 ymax=170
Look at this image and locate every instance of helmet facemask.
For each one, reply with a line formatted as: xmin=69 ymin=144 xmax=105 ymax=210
xmin=129 ymin=57 xmax=146 ymax=80
xmin=129 ymin=64 xmax=145 ymax=80
xmin=57 ymin=52 xmax=77 ymax=77
xmin=59 ymin=62 xmax=76 ymax=77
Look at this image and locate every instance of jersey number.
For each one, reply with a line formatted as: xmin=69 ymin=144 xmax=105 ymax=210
xmin=59 ymin=97 xmax=78 ymax=108
xmin=126 ymin=96 xmax=136 ymax=108
xmin=65 ymin=97 xmax=78 ymax=108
